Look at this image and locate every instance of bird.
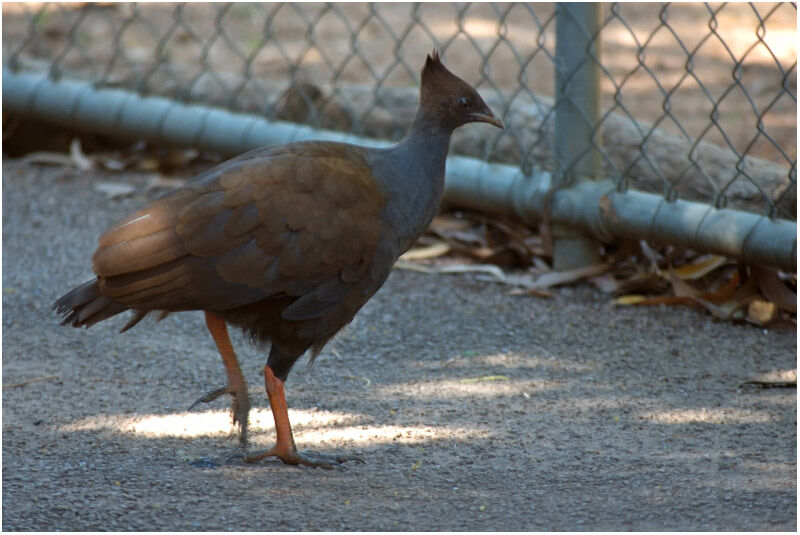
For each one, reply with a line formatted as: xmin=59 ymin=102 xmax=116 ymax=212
xmin=54 ymin=50 xmax=503 ymax=468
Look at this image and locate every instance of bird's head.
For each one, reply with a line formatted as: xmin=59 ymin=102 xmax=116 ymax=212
xmin=419 ymin=50 xmax=504 ymax=132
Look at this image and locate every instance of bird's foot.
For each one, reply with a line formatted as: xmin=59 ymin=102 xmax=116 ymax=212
xmin=189 ymin=385 xmax=251 ymax=447
xmin=228 ymin=446 xmax=363 ymax=469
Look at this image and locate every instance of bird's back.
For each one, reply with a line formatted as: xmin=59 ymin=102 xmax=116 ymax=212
xmin=58 ymin=141 xmax=391 ymax=339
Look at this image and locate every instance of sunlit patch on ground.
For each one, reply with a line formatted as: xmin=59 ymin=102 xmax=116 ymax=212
xmin=638 ymin=407 xmax=776 ymax=425
xmin=380 ymin=378 xmax=538 ymax=399
xmin=59 ymin=409 xmax=489 ymax=445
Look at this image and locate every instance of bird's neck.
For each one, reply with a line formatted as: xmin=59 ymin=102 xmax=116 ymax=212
xmin=371 ymin=110 xmax=454 ymax=253
xmin=389 ymin=110 xmax=453 ymax=188
xmin=402 ymin=109 xmax=454 ymax=159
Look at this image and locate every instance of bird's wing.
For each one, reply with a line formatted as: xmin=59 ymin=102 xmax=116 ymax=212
xmin=92 ymin=142 xmax=387 ymax=317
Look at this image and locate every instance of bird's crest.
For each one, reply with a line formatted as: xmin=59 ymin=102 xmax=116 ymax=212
xmin=421 ymin=49 xmax=451 ymax=87
xmin=420 ymin=49 xmax=470 ymax=104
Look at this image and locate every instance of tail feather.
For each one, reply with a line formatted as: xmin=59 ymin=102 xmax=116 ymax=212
xmin=54 ymin=279 xmax=131 ymax=329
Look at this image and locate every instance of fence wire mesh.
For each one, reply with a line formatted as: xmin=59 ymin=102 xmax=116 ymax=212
xmin=3 ymin=2 xmax=796 ymax=222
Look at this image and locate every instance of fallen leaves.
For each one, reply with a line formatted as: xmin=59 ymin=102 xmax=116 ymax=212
xmin=399 ymin=212 xmax=608 ymax=295
xmin=602 ymin=246 xmax=796 ymax=327
xmin=424 ymin=212 xmax=547 ymax=268
xmin=20 ymin=138 xmax=103 ymax=170
xmin=402 ymin=211 xmax=795 ymax=329
xmin=17 ymin=137 xmax=208 ymax=191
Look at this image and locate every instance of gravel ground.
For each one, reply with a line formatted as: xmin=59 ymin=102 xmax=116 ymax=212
xmin=2 ymin=160 xmax=796 ymax=531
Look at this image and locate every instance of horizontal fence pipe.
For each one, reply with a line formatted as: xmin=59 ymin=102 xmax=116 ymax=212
xmin=2 ymin=69 xmax=393 ymax=153
xmin=3 ymin=68 xmax=795 ymax=271
xmin=573 ymin=185 xmax=796 ymax=271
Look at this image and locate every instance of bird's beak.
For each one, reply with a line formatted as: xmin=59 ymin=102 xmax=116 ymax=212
xmin=470 ymin=111 xmax=504 ymax=129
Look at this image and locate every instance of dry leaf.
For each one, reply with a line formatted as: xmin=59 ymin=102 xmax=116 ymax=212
xmin=613 ymin=295 xmax=646 ymax=305
xmin=400 ymin=241 xmax=451 ymax=261
xmin=393 ymin=260 xmax=506 ymax=281
xmin=693 ymin=274 xmax=758 ymax=320
xmin=437 ymin=264 xmax=506 ymax=280
xmin=20 ymin=152 xmax=75 ymax=167
xmin=698 ymin=271 xmax=740 ymax=304
xmin=743 ymin=369 xmax=797 ymax=385
xmin=393 ymin=260 xmax=434 ymax=274
xmin=753 ymin=266 xmax=796 ymax=313
xmin=747 ymin=299 xmax=777 ymax=323
xmin=667 ymin=268 xmax=703 ymax=298
xmin=739 ymin=379 xmax=796 ymax=388
xmin=69 ymin=138 xmax=94 ymax=170
xmin=639 ymin=240 xmax=659 ymax=267
xmin=614 ymin=272 xmax=670 ymax=295
xmin=589 ymin=273 xmax=622 ymax=293
xmin=614 ymin=294 xmax=694 ymax=306
xmin=669 ymin=255 xmax=729 ymax=280
xmin=529 ymin=263 xmax=609 ymax=289
xmin=94 ymin=181 xmax=135 ymax=199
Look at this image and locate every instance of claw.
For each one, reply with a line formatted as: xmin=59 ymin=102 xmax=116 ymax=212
xmin=188 ymin=385 xmax=228 ymax=411
xmin=189 ymin=384 xmax=251 ymax=447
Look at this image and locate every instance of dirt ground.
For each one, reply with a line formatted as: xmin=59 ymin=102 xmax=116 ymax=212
xmin=2 ymin=160 xmax=796 ymax=531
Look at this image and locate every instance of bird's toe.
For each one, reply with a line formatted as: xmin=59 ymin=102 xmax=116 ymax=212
xmin=238 ymin=447 xmax=362 ymax=469
xmin=188 ymin=384 xmax=251 ymax=447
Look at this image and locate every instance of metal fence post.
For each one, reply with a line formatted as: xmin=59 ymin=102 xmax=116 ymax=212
xmin=553 ymin=2 xmax=603 ymax=270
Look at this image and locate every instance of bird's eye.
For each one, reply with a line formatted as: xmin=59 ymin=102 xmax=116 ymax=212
xmin=458 ymin=97 xmax=471 ymax=109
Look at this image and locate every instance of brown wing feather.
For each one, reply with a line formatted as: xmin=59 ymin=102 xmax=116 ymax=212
xmin=91 ymin=142 xmax=386 ymax=317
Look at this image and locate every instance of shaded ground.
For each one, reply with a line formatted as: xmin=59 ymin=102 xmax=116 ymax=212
xmin=2 ymin=161 xmax=796 ymax=531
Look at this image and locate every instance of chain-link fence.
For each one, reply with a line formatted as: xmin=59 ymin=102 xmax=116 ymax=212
xmin=3 ymin=2 xmax=796 ymax=269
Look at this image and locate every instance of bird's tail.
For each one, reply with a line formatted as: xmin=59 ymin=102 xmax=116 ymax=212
xmin=54 ymin=279 xmax=132 ymax=329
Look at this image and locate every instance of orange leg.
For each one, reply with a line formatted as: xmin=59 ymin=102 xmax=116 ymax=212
xmin=242 ymin=364 xmax=361 ymax=468
xmin=189 ymin=311 xmax=251 ymax=447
